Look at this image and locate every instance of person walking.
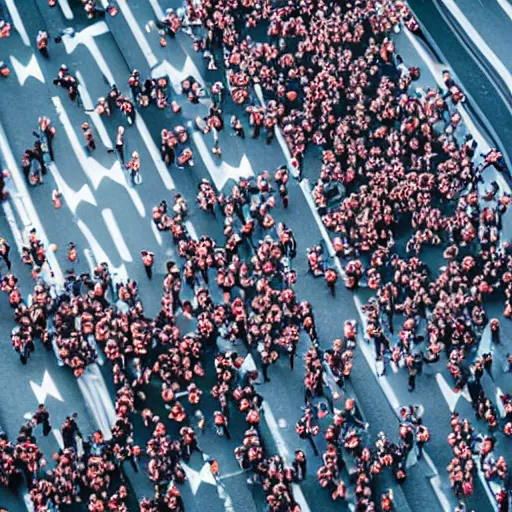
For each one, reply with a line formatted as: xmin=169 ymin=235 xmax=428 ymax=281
xmin=81 ymin=122 xmax=96 ymax=152
xmin=0 ymin=237 xmax=11 ymax=270
xmin=141 ymin=250 xmax=154 ymax=279
xmin=126 ymin=151 xmax=141 ymax=185
xmin=115 ymin=126 xmax=125 ymax=165
xmin=61 ymin=414 xmax=81 ymax=451
xmin=33 ymin=404 xmax=51 ymax=436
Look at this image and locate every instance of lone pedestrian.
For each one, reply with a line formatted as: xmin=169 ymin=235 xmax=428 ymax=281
xmin=33 ymin=404 xmax=51 ymax=436
xmin=115 ymin=126 xmax=125 ymax=165
xmin=0 ymin=237 xmax=11 ymax=270
xmin=141 ymin=250 xmax=154 ymax=279
xmin=126 ymin=151 xmax=141 ymax=185
xmin=81 ymin=122 xmax=96 ymax=152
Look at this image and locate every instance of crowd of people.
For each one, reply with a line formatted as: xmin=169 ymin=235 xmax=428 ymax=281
xmin=0 ymin=0 xmax=510 ymax=510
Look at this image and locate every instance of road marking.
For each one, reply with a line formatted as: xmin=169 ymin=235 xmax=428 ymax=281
xmin=0 ymin=120 xmax=64 ymax=286
xmin=185 ymin=220 xmax=198 ymax=240
xmin=496 ymin=0 xmax=512 ymax=20
xmin=57 ymin=0 xmax=74 ymax=19
xmin=10 ymin=54 xmax=45 ymax=86
xmin=2 ymin=202 xmax=25 ymax=258
xmin=75 ymin=71 xmax=113 ymax=148
xmin=261 ymin=401 xmax=311 ymax=512
xmin=116 ymin=0 xmax=158 ymax=68
xmin=182 ymin=462 xmax=217 ymax=494
xmin=30 ymin=371 xmax=64 ymax=404
xmin=52 ymin=428 xmax=64 ymax=449
xmin=441 ymin=0 xmax=512 ymax=96
xmin=191 ymin=130 xmax=254 ymax=190
xmin=219 ymin=468 xmax=248 ymax=480
xmin=12 ymin=196 xmax=31 ymax=226
xmin=496 ymin=387 xmax=506 ymax=417
xmin=5 ymin=0 xmax=30 ymax=46
xmin=152 ymin=58 xmax=206 ymax=95
xmin=49 ymin=162 xmax=97 ymax=216
xmin=151 ymin=220 xmax=163 ymax=245
xmin=23 ymin=492 xmax=34 ymax=512
xmin=102 ymin=208 xmax=133 ymax=262
xmin=435 ymin=372 xmax=470 ymax=411
xmin=134 ymin=115 xmax=175 ymax=190
xmin=52 ymin=96 xmax=146 ymax=217
xmin=148 ymin=0 xmax=165 ymax=19
xmin=430 ymin=476 xmax=452 ymax=512
xmin=60 ymin=22 xmax=114 ymax=86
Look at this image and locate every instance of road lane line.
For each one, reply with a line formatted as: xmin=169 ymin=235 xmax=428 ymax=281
xmin=116 ymin=0 xmax=158 ymax=68
xmin=2 ymin=202 xmax=25 ymax=258
xmin=441 ymin=0 xmax=512 ymax=95
xmin=5 ymin=0 xmax=30 ymax=46
xmin=12 ymin=196 xmax=31 ymax=226
xmin=102 ymin=208 xmax=133 ymax=262
xmin=148 ymin=0 xmax=165 ymax=19
xmin=185 ymin=220 xmax=198 ymax=240
xmin=57 ymin=0 xmax=74 ymax=19
xmin=52 ymin=429 xmax=64 ymax=449
xmin=261 ymin=402 xmax=311 ymax=512
xmin=76 ymin=71 xmax=114 ymax=148
xmin=496 ymin=0 xmax=512 ymax=20
xmin=151 ymin=220 xmax=163 ymax=245
xmin=134 ymin=115 xmax=175 ymax=190
xmin=0 ymin=120 xmax=64 ymax=287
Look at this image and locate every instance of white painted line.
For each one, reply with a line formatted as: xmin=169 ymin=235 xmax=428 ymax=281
xmin=30 ymin=371 xmax=64 ymax=404
xmin=116 ymin=0 xmax=158 ymax=68
xmin=49 ymin=162 xmax=97 ymax=216
xmin=5 ymin=0 xmax=30 ymax=46
xmin=135 ymin=115 xmax=175 ymax=190
xmin=77 ymin=372 xmax=112 ymax=439
xmin=57 ymin=0 xmax=74 ymax=19
xmin=61 ymin=22 xmax=115 ymax=86
xmin=430 ymin=476 xmax=452 ymax=512
xmin=191 ymin=130 xmax=254 ymax=190
xmin=435 ymin=372 xmax=471 ymax=412
xmin=353 ymin=295 xmax=401 ymax=411
xmin=84 ymin=247 xmax=96 ymax=274
xmin=496 ymin=0 xmax=512 ymax=20
xmin=76 ymin=71 xmax=114 ymax=148
xmin=496 ymin=387 xmax=506 ymax=418
xmin=261 ymin=402 xmax=311 ymax=512
xmin=13 ymin=196 xmax=31 ymax=226
xmin=151 ymin=220 xmax=163 ymax=245
xmin=148 ymin=0 xmax=165 ymax=20
xmin=52 ymin=428 xmax=64 ymax=449
xmin=219 ymin=468 xmax=248 ymax=480
xmin=442 ymin=0 xmax=512 ymax=95
xmin=152 ymin=58 xmax=206 ymax=95
xmin=52 ymin=96 xmax=146 ymax=217
xmin=102 ymin=208 xmax=133 ymax=262
xmin=23 ymin=492 xmax=34 ymax=512
xmin=2 ymin=202 xmax=25 ymax=258
xmin=10 ymin=54 xmax=45 ymax=86
xmin=182 ymin=461 xmax=217 ymax=495
xmin=77 ymin=218 xmax=129 ymax=281
xmin=0 ymin=120 xmax=64 ymax=287
xmin=185 ymin=220 xmax=198 ymax=240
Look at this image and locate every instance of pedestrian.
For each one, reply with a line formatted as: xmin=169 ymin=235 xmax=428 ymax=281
xmin=292 ymin=450 xmax=307 ymax=481
xmin=115 ymin=126 xmax=125 ymax=165
xmin=141 ymin=250 xmax=154 ymax=279
xmin=0 ymin=237 xmax=11 ymax=270
xmin=33 ymin=404 xmax=51 ymax=436
xmin=126 ymin=151 xmax=141 ymax=185
xmin=81 ymin=122 xmax=96 ymax=152
xmin=67 ymin=241 xmax=78 ymax=264
xmin=408 ymin=366 xmax=417 ymax=392
xmin=61 ymin=414 xmax=81 ymax=451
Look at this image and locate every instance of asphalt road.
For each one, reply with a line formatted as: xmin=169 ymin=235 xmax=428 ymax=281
xmin=0 ymin=0 xmax=510 ymax=511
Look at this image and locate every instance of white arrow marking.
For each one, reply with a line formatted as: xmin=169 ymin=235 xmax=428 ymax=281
xmin=52 ymin=96 xmax=145 ymax=217
xmin=442 ymin=0 xmax=512 ymax=96
xmin=116 ymin=0 xmax=158 ymax=68
xmin=61 ymin=22 xmax=114 ymax=86
xmin=182 ymin=462 xmax=217 ymax=495
xmin=75 ymin=71 xmax=113 ymax=148
xmin=191 ymin=131 xmax=254 ymax=190
xmin=77 ymin=218 xmax=128 ymax=282
xmin=49 ymin=163 xmax=97 ymax=216
xmin=57 ymin=0 xmax=74 ymax=19
xmin=102 ymin=209 xmax=133 ymax=262
xmin=30 ymin=371 xmax=64 ymax=404
xmin=152 ymin=58 xmax=205 ymax=94
xmin=134 ymin=115 xmax=175 ymax=191
xmin=5 ymin=0 xmax=30 ymax=46
xmin=10 ymin=54 xmax=45 ymax=86
xmin=436 ymin=373 xmax=470 ymax=412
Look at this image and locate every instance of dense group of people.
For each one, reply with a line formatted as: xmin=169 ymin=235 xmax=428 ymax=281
xmin=0 ymin=0 xmax=510 ymax=510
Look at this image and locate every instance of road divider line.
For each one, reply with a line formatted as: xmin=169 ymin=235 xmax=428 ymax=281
xmin=76 ymin=71 xmax=114 ymax=148
xmin=0 ymin=120 xmax=64 ymax=287
xmin=2 ymin=201 xmax=25 ymax=258
xmin=116 ymin=0 xmax=158 ymax=68
xmin=262 ymin=401 xmax=311 ymax=512
xmin=57 ymin=0 xmax=74 ymax=19
xmin=496 ymin=0 xmax=512 ymax=20
xmin=441 ymin=0 xmax=512 ymax=96
xmin=102 ymin=208 xmax=133 ymax=262
xmin=52 ymin=428 xmax=64 ymax=449
xmin=5 ymin=0 xmax=30 ymax=46
xmin=151 ymin=220 xmax=163 ymax=245
xmin=148 ymin=0 xmax=165 ymax=19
